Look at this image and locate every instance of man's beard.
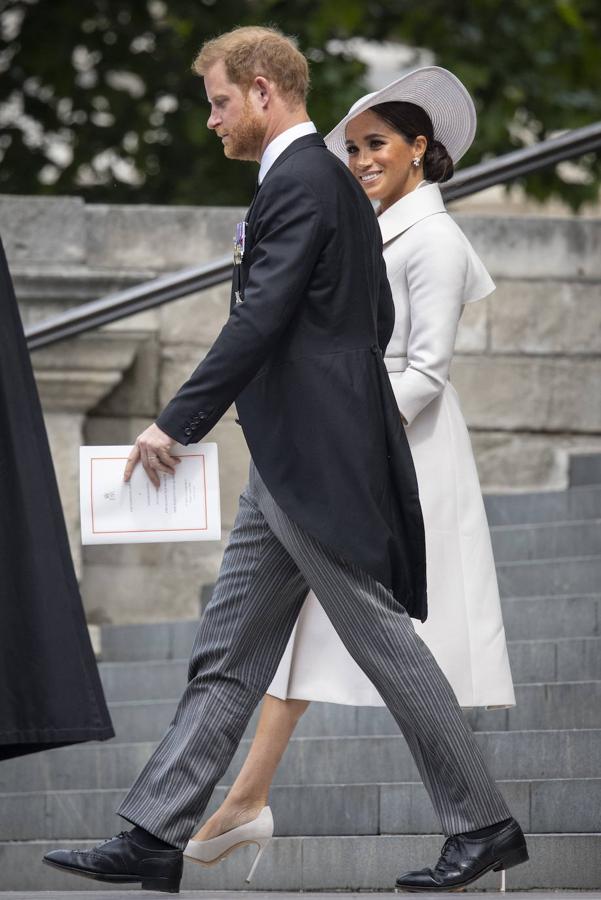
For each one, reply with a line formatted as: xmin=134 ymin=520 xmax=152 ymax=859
xmin=223 ymin=99 xmax=266 ymax=161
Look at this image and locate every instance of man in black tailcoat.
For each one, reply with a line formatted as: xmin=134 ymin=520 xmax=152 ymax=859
xmin=44 ymin=25 xmax=525 ymax=895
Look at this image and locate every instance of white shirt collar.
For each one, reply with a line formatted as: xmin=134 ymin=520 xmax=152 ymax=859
xmin=258 ymin=121 xmax=317 ymax=184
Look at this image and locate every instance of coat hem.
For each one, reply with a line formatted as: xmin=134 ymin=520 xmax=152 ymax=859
xmin=0 ymin=726 xmax=115 ymax=743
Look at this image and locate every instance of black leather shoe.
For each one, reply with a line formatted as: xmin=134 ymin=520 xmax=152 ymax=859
xmin=395 ymin=817 xmax=528 ymax=892
xmin=43 ymin=831 xmax=183 ymax=893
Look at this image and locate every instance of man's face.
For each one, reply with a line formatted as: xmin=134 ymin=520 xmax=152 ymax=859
xmin=204 ymin=60 xmax=266 ymax=161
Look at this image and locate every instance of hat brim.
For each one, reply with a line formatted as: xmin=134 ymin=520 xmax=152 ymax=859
xmin=324 ymin=66 xmax=476 ymax=168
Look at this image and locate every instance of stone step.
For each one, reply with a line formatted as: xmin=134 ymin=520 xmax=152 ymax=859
xmin=98 ymin=593 xmax=601 ymax=662
xmin=5 ymin=834 xmax=601 ymax=891
xmin=570 ymin=453 xmax=601 ymax=487
xmin=508 ymin=636 xmax=601 ymax=682
xmin=496 ymin=556 xmax=601 ymax=597
xmin=484 ymin=485 xmax=601 ymax=526
xmin=100 ymin=619 xmax=196 ymax=663
xmin=1 ymin=894 xmax=598 ymax=900
xmin=2 ymin=777 xmax=599 ymax=841
xmin=501 ymin=593 xmax=601 ymax=640
xmin=491 ymin=519 xmax=601 ymax=562
xmin=0 ymin=730 xmax=598 ymax=793
xmin=97 ymin=636 xmax=601 ymax=702
xmin=97 ymin=680 xmax=601 ymax=743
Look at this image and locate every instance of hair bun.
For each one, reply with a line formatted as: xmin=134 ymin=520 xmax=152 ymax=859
xmin=424 ymin=139 xmax=454 ymax=183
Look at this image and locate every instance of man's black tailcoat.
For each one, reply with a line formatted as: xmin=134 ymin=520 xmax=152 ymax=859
xmin=0 ymin=239 xmax=114 ymax=759
xmin=158 ymin=134 xmax=427 ymax=620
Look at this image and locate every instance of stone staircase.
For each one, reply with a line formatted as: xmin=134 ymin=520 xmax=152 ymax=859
xmin=1 ymin=456 xmax=601 ymax=892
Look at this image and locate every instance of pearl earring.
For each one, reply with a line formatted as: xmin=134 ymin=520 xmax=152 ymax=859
xmin=412 ymin=157 xmax=421 ymax=168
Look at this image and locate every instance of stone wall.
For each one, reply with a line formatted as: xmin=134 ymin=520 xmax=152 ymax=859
xmin=2 ymin=194 xmax=600 ymax=623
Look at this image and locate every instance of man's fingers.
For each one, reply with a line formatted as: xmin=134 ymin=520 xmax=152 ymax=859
xmin=156 ymin=447 xmax=179 ymax=474
xmin=141 ymin=453 xmax=161 ymax=488
xmin=123 ymin=445 xmax=141 ymax=482
xmin=125 ymin=432 xmax=178 ymax=487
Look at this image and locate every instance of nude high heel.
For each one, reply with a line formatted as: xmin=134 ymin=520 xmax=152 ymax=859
xmin=184 ymin=806 xmax=273 ymax=883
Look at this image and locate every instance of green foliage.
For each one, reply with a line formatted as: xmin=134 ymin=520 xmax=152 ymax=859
xmin=1 ymin=0 xmax=599 ymax=207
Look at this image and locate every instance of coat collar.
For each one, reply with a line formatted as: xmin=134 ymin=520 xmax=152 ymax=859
xmin=378 ymin=181 xmax=446 ymax=245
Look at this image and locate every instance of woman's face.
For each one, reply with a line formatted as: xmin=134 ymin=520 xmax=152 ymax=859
xmin=345 ymin=109 xmax=424 ymax=211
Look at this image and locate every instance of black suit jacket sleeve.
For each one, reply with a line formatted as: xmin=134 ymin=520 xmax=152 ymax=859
xmin=156 ymin=173 xmax=325 ymax=444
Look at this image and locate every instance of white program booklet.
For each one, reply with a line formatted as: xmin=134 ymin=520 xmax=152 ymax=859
xmin=79 ymin=443 xmax=221 ymax=544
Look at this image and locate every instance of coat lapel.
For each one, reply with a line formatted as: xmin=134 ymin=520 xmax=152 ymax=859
xmin=378 ymin=182 xmax=446 ymax=245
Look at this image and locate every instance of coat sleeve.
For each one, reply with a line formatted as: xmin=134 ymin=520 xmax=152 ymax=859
xmin=156 ymin=173 xmax=325 ymax=444
xmin=390 ymin=228 xmax=468 ymax=427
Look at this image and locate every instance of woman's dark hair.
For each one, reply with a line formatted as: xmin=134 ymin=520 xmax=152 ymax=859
xmin=370 ymin=101 xmax=454 ymax=183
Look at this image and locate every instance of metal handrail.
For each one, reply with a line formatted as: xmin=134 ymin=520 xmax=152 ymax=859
xmin=442 ymin=121 xmax=601 ymax=201
xmin=25 ymin=120 xmax=601 ymax=350
xmin=25 ymin=255 xmax=233 ymax=350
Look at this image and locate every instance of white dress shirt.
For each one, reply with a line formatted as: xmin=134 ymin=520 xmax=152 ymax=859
xmin=258 ymin=121 xmax=317 ymax=184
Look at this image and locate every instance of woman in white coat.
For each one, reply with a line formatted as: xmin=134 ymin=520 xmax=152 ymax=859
xmin=184 ymin=67 xmax=515 ymax=878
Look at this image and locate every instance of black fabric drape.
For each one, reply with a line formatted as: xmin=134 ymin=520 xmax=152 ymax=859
xmin=0 ymin=237 xmax=114 ymax=760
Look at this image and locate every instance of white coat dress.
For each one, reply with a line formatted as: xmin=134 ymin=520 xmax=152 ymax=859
xmin=268 ymin=182 xmax=515 ymax=709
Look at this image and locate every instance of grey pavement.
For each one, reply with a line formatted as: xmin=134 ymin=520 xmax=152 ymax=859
xmin=2 ymin=894 xmax=601 ymax=900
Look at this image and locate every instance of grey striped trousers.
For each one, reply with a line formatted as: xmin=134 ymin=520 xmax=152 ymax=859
xmin=118 ymin=462 xmax=510 ymax=847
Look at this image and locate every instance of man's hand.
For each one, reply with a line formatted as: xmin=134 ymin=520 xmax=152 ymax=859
xmin=124 ymin=423 xmax=181 ymax=488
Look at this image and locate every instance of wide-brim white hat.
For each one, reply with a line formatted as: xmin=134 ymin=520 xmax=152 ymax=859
xmin=325 ymin=65 xmax=476 ymax=166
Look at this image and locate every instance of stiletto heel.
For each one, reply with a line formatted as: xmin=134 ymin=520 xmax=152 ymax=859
xmin=245 ymin=838 xmax=269 ymax=883
xmin=499 ymin=869 xmax=506 ymax=892
xmin=184 ymin=805 xmax=274 ymax=881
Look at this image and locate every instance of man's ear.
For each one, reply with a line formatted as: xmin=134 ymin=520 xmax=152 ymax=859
xmin=252 ymin=75 xmax=271 ymax=108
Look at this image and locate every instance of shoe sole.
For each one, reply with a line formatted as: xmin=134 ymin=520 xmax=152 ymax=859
xmin=42 ymin=857 xmax=180 ymax=893
xmin=394 ymin=844 xmax=529 ymax=893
